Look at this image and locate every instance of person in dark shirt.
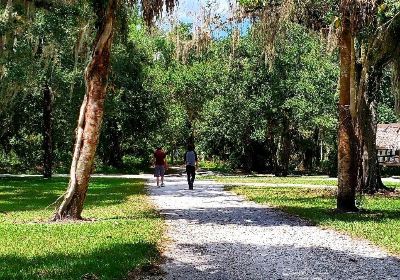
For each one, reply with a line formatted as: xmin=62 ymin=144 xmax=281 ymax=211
xmin=154 ymin=146 xmax=167 ymax=187
xmin=184 ymin=144 xmax=198 ymax=190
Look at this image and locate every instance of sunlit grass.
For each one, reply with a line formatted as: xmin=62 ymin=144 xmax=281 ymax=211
xmin=227 ymin=185 xmax=400 ymax=256
xmin=206 ymin=175 xmax=338 ymax=186
xmin=208 ymin=175 xmax=400 ymax=189
xmin=0 ymin=177 xmax=164 ymax=280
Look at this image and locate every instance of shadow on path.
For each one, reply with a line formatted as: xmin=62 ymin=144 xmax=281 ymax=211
xmin=161 ymin=242 xmax=400 ymax=280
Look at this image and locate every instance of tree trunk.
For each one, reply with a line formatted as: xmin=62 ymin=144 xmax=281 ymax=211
xmin=337 ymin=5 xmax=358 ymax=212
xmin=277 ymin=114 xmax=290 ymax=177
xmin=353 ymin=9 xmax=400 ymax=195
xmin=171 ymin=144 xmax=176 ymax=164
xmin=102 ymin=119 xmax=123 ymax=168
xmin=266 ymin=123 xmax=278 ymax=174
xmin=356 ymin=63 xmax=387 ymax=194
xmin=54 ymin=0 xmax=116 ymax=220
xmin=43 ymin=83 xmax=53 ymax=178
xmin=312 ymin=128 xmax=322 ymax=169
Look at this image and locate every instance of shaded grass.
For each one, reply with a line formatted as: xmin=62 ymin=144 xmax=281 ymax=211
xmin=210 ymin=175 xmax=400 ymax=189
xmin=0 ymin=177 xmax=164 ymax=280
xmin=227 ymin=185 xmax=400 ymax=256
xmin=198 ymin=161 xmax=232 ymax=173
xmin=208 ymin=175 xmax=338 ymax=186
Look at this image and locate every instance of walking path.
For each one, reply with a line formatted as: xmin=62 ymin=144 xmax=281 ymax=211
xmin=148 ymin=175 xmax=400 ymax=280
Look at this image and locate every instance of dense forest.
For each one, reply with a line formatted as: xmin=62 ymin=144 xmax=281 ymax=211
xmin=1 ymin=1 xmax=397 ymax=176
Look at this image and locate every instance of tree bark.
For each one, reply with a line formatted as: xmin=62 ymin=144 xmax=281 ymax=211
xmin=54 ymin=0 xmax=116 ymax=220
xmin=354 ymin=14 xmax=400 ymax=194
xmin=43 ymin=83 xmax=53 ymax=178
xmin=277 ymin=114 xmax=290 ymax=177
xmin=337 ymin=5 xmax=358 ymax=212
xmin=266 ymin=120 xmax=278 ymax=174
xmin=356 ymin=62 xmax=387 ymax=194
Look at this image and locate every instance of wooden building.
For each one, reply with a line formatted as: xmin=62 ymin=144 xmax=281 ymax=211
xmin=376 ymin=123 xmax=400 ymax=166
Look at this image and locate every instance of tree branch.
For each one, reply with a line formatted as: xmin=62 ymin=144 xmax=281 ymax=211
xmin=368 ymin=11 xmax=400 ymax=67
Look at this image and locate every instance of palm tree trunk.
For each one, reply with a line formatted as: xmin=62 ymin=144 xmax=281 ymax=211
xmin=54 ymin=0 xmax=117 ymax=220
xmin=337 ymin=4 xmax=358 ymax=212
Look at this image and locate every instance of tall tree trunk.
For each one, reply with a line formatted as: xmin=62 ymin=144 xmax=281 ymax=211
xmin=269 ymin=138 xmax=278 ymax=174
xmin=277 ymin=114 xmax=290 ymax=177
xmin=337 ymin=5 xmax=358 ymax=212
xmin=43 ymin=83 xmax=53 ymax=178
xmin=356 ymin=62 xmax=386 ymax=194
xmin=54 ymin=0 xmax=116 ymax=220
xmin=266 ymin=120 xmax=278 ymax=174
xmin=171 ymin=144 xmax=176 ymax=164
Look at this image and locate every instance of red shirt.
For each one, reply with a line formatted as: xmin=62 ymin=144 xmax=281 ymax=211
xmin=154 ymin=149 xmax=166 ymax=165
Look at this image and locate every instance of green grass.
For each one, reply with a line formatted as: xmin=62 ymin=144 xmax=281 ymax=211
xmin=207 ymin=175 xmax=338 ymax=186
xmin=0 ymin=177 xmax=164 ymax=280
xmin=227 ymin=185 xmax=400 ymax=256
xmin=198 ymin=161 xmax=232 ymax=173
xmin=209 ymin=175 xmax=400 ymax=189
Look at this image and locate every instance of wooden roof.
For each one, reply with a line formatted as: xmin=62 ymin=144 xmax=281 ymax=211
xmin=376 ymin=123 xmax=400 ymax=150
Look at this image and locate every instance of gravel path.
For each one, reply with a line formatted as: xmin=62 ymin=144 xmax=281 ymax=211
xmin=148 ymin=175 xmax=400 ymax=280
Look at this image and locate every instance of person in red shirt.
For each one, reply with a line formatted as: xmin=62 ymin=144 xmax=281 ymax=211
xmin=154 ymin=146 xmax=167 ymax=187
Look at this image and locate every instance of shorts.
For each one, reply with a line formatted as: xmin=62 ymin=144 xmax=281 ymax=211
xmin=154 ymin=165 xmax=165 ymax=177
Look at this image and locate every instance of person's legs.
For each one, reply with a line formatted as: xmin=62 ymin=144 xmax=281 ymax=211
xmin=191 ymin=168 xmax=195 ymax=185
xmin=186 ymin=165 xmax=191 ymax=188
xmin=155 ymin=166 xmax=161 ymax=187
xmin=160 ymin=165 xmax=165 ymax=187
xmin=187 ymin=165 xmax=195 ymax=190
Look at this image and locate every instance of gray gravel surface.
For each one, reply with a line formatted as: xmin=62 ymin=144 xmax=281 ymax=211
xmin=148 ymin=176 xmax=399 ymax=280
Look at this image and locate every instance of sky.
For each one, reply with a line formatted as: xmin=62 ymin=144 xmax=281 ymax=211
xmin=159 ymin=0 xmax=250 ymax=38
xmin=176 ymin=0 xmax=232 ymax=23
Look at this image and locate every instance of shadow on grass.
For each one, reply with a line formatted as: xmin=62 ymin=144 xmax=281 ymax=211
xmin=278 ymin=205 xmax=400 ymax=225
xmin=227 ymin=186 xmax=400 ymax=225
xmin=0 ymin=242 xmax=160 ymax=280
xmin=0 ymin=177 xmax=144 ymax=213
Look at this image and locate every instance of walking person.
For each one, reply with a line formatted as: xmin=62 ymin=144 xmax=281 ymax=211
xmin=184 ymin=144 xmax=198 ymax=190
xmin=154 ymin=146 xmax=167 ymax=187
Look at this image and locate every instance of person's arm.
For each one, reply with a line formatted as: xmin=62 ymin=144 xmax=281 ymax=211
xmin=183 ymin=152 xmax=187 ymax=166
xmin=195 ymin=151 xmax=198 ymax=169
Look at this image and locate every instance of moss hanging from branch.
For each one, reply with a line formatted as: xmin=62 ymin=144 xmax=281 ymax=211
xmin=135 ymin=0 xmax=177 ymax=26
xmin=169 ymin=4 xmax=215 ymax=64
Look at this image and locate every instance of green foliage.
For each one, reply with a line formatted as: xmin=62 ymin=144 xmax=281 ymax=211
xmin=377 ymin=68 xmax=398 ymax=124
xmin=198 ymin=160 xmax=233 ymax=173
xmin=0 ymin=1 xmax=398 ymax=176
xmin=196 ymin=23 xmax=338 ymax=172
xmin=228 ymin=185 xmax=400 ymax=255
xmin=0 ymin=177 xmax=164 ymax=279
xmin=0 ymin=1 xmax=91 ymax=173
xmin=0 ymin=6 xmax=169 ymax=173
xmin=377 ymin=0 xmax=400 ymax=22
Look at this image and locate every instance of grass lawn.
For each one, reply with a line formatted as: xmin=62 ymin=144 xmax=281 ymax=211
xmin=210 ymin=175 xmax=338 ymax=186
xmin=0 ymin=177 xmax=164 ymax=280
xmin=226 ymin=185 xmax=400 ymax=256
xmin=209 ymin=175 xmax=400 ymax=189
